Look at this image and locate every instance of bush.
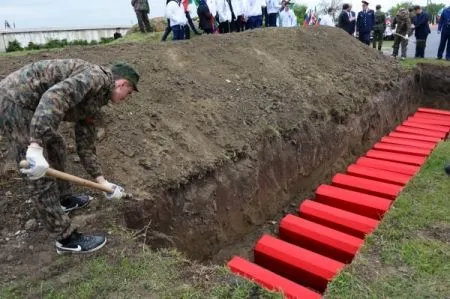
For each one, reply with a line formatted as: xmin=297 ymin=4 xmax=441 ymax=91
xmin=6 ymin=40 xmax=23 ymax=52
xmin=26 ymin=42 xmax=41 ymax=50
xmin=5 ymin=37 xmax=115 ymax=53
xmin=100 ymin=37 xmax=114 ymax=44
xmin=44 ymin=39 xmax=68 ymax=49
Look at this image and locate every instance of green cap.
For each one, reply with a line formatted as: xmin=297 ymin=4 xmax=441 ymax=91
xmin=111 ymin=62 xmax=140 ymax=92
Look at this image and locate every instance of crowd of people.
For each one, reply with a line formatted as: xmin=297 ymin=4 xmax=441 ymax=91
xmin=162 ymin=0 xmax=299 ymax=40
xmin=130 ymin=0 xmax=450 ymax=60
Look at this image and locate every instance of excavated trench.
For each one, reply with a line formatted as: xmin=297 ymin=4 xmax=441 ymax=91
xmin=123 ymin=64 xmax=450 ymax=261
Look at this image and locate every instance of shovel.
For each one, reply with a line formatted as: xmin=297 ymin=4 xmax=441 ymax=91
xmin=393 ymin=32 xmax=416 ymax=43
xmin=19 ymin=160 xmax=135 ymax=200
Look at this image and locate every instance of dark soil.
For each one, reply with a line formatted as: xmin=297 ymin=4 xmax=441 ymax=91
xmin=0 ymin=27 xmax=437 ymax=284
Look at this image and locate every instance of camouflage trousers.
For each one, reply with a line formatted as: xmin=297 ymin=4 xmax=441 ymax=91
xmin=0 ymin=98 xmax=77 ymax=240
xmin=392 ymin=34 xmax=408 ymax=58
xmin=372 ymin=30 xmax=384 ymax=51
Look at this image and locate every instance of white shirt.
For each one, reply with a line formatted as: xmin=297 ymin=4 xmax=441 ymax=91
xmin=320 ymin=14 xmax=335 ymax=26
xmin=165 ymin=1 xmax=187 ymax=26
xmin=279 ymin=9 xmax=297 ymax=27
xmin=266 ymin=0 xmax=281 ymax=14
xmin=232 ymin=0 xmax=244 ymax=16
xmin=217 ymin=0 xmax=233 ymax=22
xmin=245 ymin=0 xmax=263 ymax=17
xmin=207 ymin=0 xmax=217 ymax=16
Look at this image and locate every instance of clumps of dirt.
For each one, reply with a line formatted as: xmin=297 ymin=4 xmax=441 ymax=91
xmin=0 ymin=27 xmax=411 ymax=263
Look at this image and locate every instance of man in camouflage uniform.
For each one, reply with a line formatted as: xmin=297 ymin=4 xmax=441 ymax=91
xmin=0 ymin=59 xmax=139 ymax=254
xmin=372 ymin=5 xmax=386 ymax=51
xmin=132 ymin=0 xmax=152 ymax=33
xmin=391 ymin=8 xmax=411 ymax=60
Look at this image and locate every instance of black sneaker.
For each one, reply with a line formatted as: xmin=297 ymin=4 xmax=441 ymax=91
xmin=55 ymin=231 xmax=107 ymax=254
xmin=445 ymin=164 xmax=450 ymax=175
xmin=60 ymin=194 xmax=91 ymax=213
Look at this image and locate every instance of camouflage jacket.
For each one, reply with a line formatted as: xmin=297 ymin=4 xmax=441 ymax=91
xmin=0 ymin=59 xmax=114 ymax=178
xmin=131 ymin=0 xmax=150 ymax=12
xmin=374 ymin=11 xmax=386 ymax=32
xmin=392 ymin=9 xmax=411 ymax=35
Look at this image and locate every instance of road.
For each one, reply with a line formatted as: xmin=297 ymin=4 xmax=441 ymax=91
xmin=382 ymin=27 xmax=441 ymax=58
xmin=407 ymin=27 xmax=440 ymax=58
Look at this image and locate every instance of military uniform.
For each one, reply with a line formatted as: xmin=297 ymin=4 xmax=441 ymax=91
xmin=356 ymin=8 xmax=375 ymax=45
xmin=0 ymin=59 xmax=114 ymax=240
xmin=392 ymin=9 xmax=411 ymax=58
xmin=373 ymin=10 xmax=386 ymax=51
xmin=132 ymin=0 xmax=152 ymax=33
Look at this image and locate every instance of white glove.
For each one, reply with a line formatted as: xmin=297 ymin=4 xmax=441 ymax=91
xmin=20 ymin=145 xmax=49 ymax=180
xmin=102 ymin=180 xmax=125 ymax=200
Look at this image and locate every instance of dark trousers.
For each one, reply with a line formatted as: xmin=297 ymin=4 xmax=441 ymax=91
xmin=372 ymin=30 xmax=383 ymax=50
xmin=135 ymin=10 xmax=151 ymax=33
xmin=415 ymin=36 xmax=428 ymax=58
xmin=219 ymin=21 xmax=230 ymax=33
xmin=268 ymin=13 xmax=278 ymax=27
xmin=186 ymin=12 xmax=201 ymax=36
xmin=437 ymin=31 xmax=450 ymax=59
xmin=246 ymin=15 xmax=262 ymax=30
xmin=231 ymin=16 xmax=245 ymax=32
xmin=172 ymin=25 xmax=185 ymax=41
xmin=358 ymin=32 xmax=370 ymax=45
xmin=161 ymin=19 xmax=171 ymax=41
xmin=392 ymin=34 xmax=408 ymax=57
xmin=262 ymin=7 xmax=268 ymax=27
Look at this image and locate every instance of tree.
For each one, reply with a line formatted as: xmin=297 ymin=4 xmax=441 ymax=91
xmin=425 ymin=2 xmax=445 ymax=24
xmin=388 ymin=2 xmax=413 ymax=18
xmin=293 ymin=4 xmax=308 ymax=24
xmin=316 ymin=0 xmax=343 ymax=20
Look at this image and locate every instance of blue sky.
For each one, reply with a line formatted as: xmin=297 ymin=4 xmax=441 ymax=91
xmin=0 ymin=0 xmax=447 ymax=29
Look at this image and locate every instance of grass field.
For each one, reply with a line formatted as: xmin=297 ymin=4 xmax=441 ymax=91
xmin=326 ymin=141 xmax=450 ymax=298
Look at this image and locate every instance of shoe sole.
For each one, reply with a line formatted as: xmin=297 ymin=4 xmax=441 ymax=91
xmin=56 ymin=237 xmax=107 ymax=255
xmin=62 ymin=196 xmax=92 ymax=213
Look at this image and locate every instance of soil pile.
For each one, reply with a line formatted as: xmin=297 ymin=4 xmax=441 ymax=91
xmin=0 ymin=27 xmax=408 ymax=262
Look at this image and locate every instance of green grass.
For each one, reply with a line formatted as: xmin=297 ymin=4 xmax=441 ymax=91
xmin=326 ymin=141 xmax=450 ymax=298
xmin=0 ymin=246 xmax=281 ymax=299
xmin=0 ymin=32 xmax=164 ymax=57
xmin=400 ymin=58 xmax=450 ymax=68
xmin=111 ymin=32 xmax=163 ymax=44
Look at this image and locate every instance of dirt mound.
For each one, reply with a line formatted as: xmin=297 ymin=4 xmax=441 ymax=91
xmin=0 ymin=27 xmax=407 ymax=263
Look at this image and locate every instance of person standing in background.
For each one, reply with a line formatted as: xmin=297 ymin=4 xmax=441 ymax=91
xmin=412 ymin=5 xmax=430 ymax=58
xmin=217 ymin=0 xmax=233 ymax=33
xmin=231 ymin=0 xmax=246 ymax=32
xmin=131 ymin=0 xmax=152 ymax=33
xmin=245 ymin=0 xmax=263 ymax=29
xmin=183 ymin=0 xmax=202 ymax=39
xmin=279 ymin=0 xmax=297 ymax=27
xmin=437 ymin=5 xmax=450 ymax=60
xmin=391 ymin=7 xmax=411 ymax=60
xmin=197 ymin=0 xmax=215 ymax=34
xmin=356 ymin=1 xmax=375 ymax=45
xmin=319 ymin=8 xmax=335 ymax=26
xmin=372 ymin=5 xmax=386 ymax=51
xmin=166 ymin=0 xmax=188 ymax=40
xmin=266 ymin=0 xmax=281 ymax=27
xmin=338 ymin=4 xmax=356 ymax=35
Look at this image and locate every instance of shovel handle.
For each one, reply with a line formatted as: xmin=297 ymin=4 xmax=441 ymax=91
xmin=19 ymin=160 xmax=114 ymax=194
